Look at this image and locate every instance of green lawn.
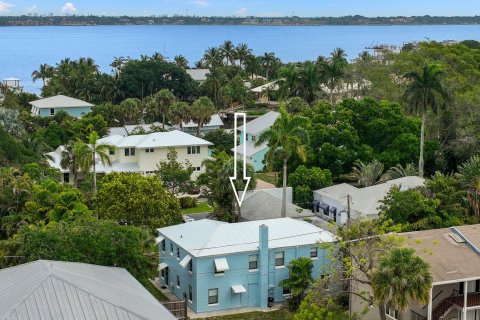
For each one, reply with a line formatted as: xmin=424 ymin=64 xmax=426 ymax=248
xmin=207 ymin=309 xmax=293 ymax=320
xmin=255 ymin=172 xmax=278 ymax=185
xmin=180 ymin=201 xmax=214 ymax=215
xmin=144 ymin=280 xmax=169 ymax=301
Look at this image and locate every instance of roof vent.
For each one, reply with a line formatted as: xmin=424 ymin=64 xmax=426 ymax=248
xmin=449 ymin=233 xmax=465 ymax=243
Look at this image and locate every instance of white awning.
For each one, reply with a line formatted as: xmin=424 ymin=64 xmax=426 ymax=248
xmin=214 ymin=258 xmax=229 ymax=272
xmin=158 ymin=263 xmax=168 ymax=271
xmin=179 ymin=255 xmax=192 ymax=269
xmin=155 ymin=236 xmax=165 ymax=244
xmin=231 ymin=285 xmax=247 ymax=294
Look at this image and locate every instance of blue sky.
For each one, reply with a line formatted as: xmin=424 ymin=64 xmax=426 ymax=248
xmin=1 ymin=0 xmax=480 ymax=17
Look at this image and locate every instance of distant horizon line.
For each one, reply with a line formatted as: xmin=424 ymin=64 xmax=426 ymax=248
xmin=3 ymin=14 xmax=480 ymax=19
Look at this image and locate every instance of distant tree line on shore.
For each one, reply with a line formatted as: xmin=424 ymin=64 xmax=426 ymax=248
xmin=3 ymin=15 xmax=480 ymax=26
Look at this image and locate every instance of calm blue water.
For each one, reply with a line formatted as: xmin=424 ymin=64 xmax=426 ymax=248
xmin=1 ymin=24 xmax=480 ymax=93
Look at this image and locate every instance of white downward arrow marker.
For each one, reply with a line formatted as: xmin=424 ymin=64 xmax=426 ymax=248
xmin=229 ymin=112 xmax=251 ymax=207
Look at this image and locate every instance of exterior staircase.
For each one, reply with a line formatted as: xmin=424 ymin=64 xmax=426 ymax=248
xmin=431 ymin=294 xmax=454 ymax=320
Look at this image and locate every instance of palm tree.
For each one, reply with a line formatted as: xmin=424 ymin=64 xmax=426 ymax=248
xmin=204 ymin=68 xmax=228 ymax=106
xmin=110 ymin=56 xmax=126 ymax=76
xmin=75 ymin=131 xmax=113 ymax=193
xmin=235 ymin=43 xmax=252 ymax=68
xmin=404 ymin=63 xmax=448 ymax=178
xmin=147 ymin=89 xmax=176 ymax=129
xmin=386 ymin=163 xmax=418 ymax=180
xmin=372 ymin=248 xmax=432 ymax=320
xmin=298 ymin=62 xmax=321 ymax=103
xmin=255 ymin=107 xmax=309 ymax=217
xmin=245 ymin=55 xmax=262 ymax=79
xmin=151 ymin=52 xmax=165 ymax=61
xmin=174 ymin=55 xmax=189 ymax=69
xmin=331 ymin=47 xmax=348 ymax=65
xmin=261 ymin=52 xmax=276 ymax=80
xmin=278 ymin=65 xmax=300 ymax=98
xmin=458 ymin=154 xmax=480 ymax=217
xmin=168 ymin=101 xmax=191 ymax=131
xmin=320 ymin=59 xmax=346 ymax=105
xmin=31 ymin=63 xmax=54 ymax=86
xmin=202 ymin=47 xmax=222 ymax=68
xmin=120 ymin=98 xmax=143 ymax=124
xmin=352 ymin=159 xmax=386 ymax=187
xmin=60 ymin=141 xmax=81 ymax=186
xmin=220 ymin=40 xmax=236 ymax=66
xmin=191 ymin=97 xmax=216 ymax=137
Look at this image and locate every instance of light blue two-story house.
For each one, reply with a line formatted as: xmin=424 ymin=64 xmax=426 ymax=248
xmin=30 ymin=94 xmax=93 ymax=117
xmin=232 ymin=111 xmax=279 ymax=172
xmin=156 ymin=218 xmax=335 ymax=314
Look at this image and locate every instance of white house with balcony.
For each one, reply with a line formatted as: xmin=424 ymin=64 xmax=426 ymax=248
xmin=47 ymin=130 xmax=213 ymax=183
xmin=353 ymin=224 xmax=480 ymax=320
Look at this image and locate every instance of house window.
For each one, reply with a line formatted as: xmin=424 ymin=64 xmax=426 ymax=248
xmin=177 ymin=247 xmax=180 ymax=259
xmin=188 ymin=260 xmax=193 ymax=273
xmin=282 ymin=287 xmax=291 ymax=296
xmin=208 ymin=288 xmax=218 ymax=305
xmin=160 ymin=240 xmax=165 ymax=252
xmin=109 ymin=149 xmax=115 ymax=155
xmin=125 ymin=148 xmax=136 ymax=156
xmin=161 ymin=268 xmax=165 ymax=279
xmin=176 ymin=275 xmax=180 ymax=288
xmin=249 ymin=254 xmax=258 ymax=270
xmin=385 ymin=303 xmax=398 ymax=319
xmin=252 ymin=135 xmax=256 ymax=142
xmin=49 ymin=108 xmax=55 ymax=116
xmin=275 ymin=252 xmax=285 ymax=267
xmin=63 ymin=172 xmax=70 ymax=183
xmin=187 ymin=146 xmax=201 ymax=154
xmin=170 ymin=243 xmax=174 ymax=255
xmin=310 ymin=247 xmax=318 ymax=258
xmin=189 ymin=285 xmax=193 ymax=301
xmin=145 ymin=148 xmax=154 ymax=153
xmin=193 ymin=166 xmax=202 ymax=172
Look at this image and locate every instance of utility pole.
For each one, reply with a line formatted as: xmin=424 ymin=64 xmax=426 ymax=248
xmin=346 ymin=194 xmax=352 ymax=226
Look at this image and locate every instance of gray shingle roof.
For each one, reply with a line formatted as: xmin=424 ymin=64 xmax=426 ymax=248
xmin=0 ymin=260 xmax=176 ymax=320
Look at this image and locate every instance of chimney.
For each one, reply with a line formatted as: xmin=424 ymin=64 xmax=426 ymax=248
xmin=258 ymin=224 xmax=269 ymax=308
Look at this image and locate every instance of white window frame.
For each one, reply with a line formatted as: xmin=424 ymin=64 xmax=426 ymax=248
xmin=275 ymin=251 xmax=285 ymax=267
xmin=310 ymin=247 xmax=318 ymax=258
xmin=125 ymin=147 xmax=136 ymax=157
xmin=249 ymin=254 xmax=258 ymax=270
xmin=208 ymin=288 xmax=218 ymax=305
xmin=145 ymin=148 xmax=154 ymax=153
xmin=187 ymin=146 xmax=201 ymax=155
xmin=385 ymin=303 xmax=399 ymax=319
xmin=49 ymin=108 xmax=55 ymax=116
xmin=188 ymin=285 xmax=193 ymax=302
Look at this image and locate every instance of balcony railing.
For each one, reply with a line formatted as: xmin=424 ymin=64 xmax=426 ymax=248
xmin=448 ymin=290 xmax=480 ymax=308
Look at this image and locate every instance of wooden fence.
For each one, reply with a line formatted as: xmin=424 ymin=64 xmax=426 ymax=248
xmin=162 ymin=300 xmax=188 ymax=319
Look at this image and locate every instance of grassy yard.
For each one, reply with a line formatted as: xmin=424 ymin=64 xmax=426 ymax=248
xmin=207 ymin=309 xmax=294 ymax=320
xmin=144 ymin=280 xmax=169 ymax=301
xmin=255 ymin=172 xmax=278 ymax=186
xmin=180 ymin=200 xmax=214 ymax=215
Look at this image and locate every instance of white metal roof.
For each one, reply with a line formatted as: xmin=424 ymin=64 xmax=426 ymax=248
xmin=251 ymin=80 xmax=280 ymax=93
xmin=180 ymin=114 xmax=224 ymax=128
xmin=232 ymin=141 xmax=268 ymax=157
xmin=98 ymin=130 xmax=213 ymax=149
xmin=0 ymin=260 xmax=176 ymax=320
xmin=237 ymin=111 xmax=279 ymax=135
xmin=186 ymin=69 xmax=210 ymax=81
xmin=314 ymin=176 xmax=425 ymax=216
xmin=158 ymin=218 xmax=335 ymax=257
xmin=29 ymin=95 xmax=94 ymax=109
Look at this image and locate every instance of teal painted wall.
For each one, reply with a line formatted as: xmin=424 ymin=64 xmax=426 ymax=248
xmin=38 ymin=106 xmax=91 ymax=117
xmin=159 ymin=228 xmax=331 ymax=313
